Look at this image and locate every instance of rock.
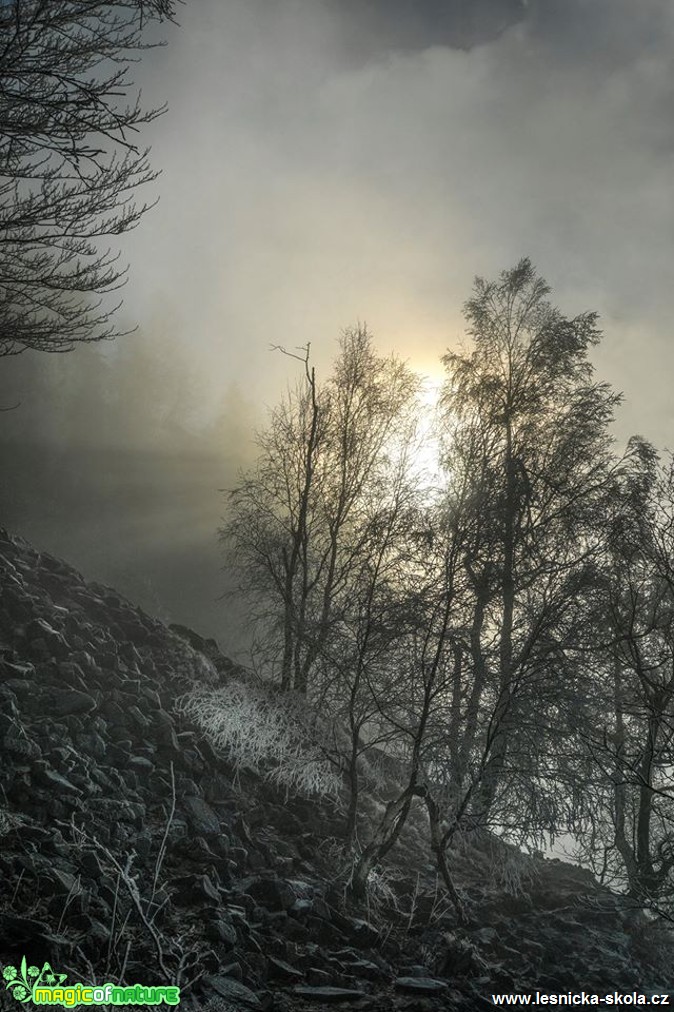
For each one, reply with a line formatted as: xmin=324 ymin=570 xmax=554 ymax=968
xmin=305 ymin=915 xmax=349 ymax=946
xmin=291 ymin=897 xmax=314 ymax=918
xmin=56 ymin=661 xmax=88 ymax=690
xmin=183 ymin=795 xmax=221 ymax=836
xmin=398 ymin=964 xmax=430 ymax=978
xmin=474 ymin=927 xmax=498 ymax=947
xmin=107 ymin=743 xmax=131 ymax=768
xmin=0 ymin=660 xmax=34 ymax=682
xmin=139 ymin=685 xmax=161 ymax=708
xmin=0 ymin=588 xmax=32 ymax=621
xmin=293 ymin=985 xmax=368 ymax=1001
xmin=102 ymin=699 xmax=126 ymax=724
xmin=307 ymin=968 xmax=335 ymax=986
xmin=48 ymin=688 xmax=97 ymax=717
xmin=50 ymin=869 xmax=82 ymax=896
xmin=395 ymin=977 xmax=449 ymax=994
xmin=3 ymin=726 xmax=41 ymax=759
xmin=203 ymin=975 xmax=262 ymax=1008
xmin=35 ymin=767 xmax=82 ymax=795
xmin=330 ymin=913 xmax=379 ymax=948
xmin=154 ymin=709 xmax=180 ymax=750
xmin=438 ymin=932 xmax=489 ymax=976
xmin=282 ymin=918 xmax=311 ymax=943
xmin=268 ymin=955 xmax=304 ymax=980
xmin=173 ymin=872 xmax=221 ymax=905
xmin=245 ymin=875 xmax=296 ymax=912
xmin=77 ymin=731 xmax=107 ymax=761
xmin=207 ymin=918 xmax=238 ymax=949
xmin=349 ymin=959 xmax=386 ymax=981
xmin=127 ymin=704 xmax=150 ymax=729
xmin=25 ymin=618 xmax=69 ymax=659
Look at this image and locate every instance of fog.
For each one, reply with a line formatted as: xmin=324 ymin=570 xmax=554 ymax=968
xmin=2 ymin=0 xmax=673 ymax=652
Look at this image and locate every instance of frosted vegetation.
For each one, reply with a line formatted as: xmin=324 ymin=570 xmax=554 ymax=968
xmin=176 ymin=680 xmax=342 ymax=798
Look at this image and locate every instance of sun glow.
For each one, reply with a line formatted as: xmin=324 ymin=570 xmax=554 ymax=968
xmin=413 ymin=371 xmax=446 ymax=492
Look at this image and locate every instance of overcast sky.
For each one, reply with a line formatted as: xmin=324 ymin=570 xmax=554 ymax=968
xmin=123 ymin=0 xmax=674 ymax=442
xmin=3 ymin=0 xmax=674 ymax=645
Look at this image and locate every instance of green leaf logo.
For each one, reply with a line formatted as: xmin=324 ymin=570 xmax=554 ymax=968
xmin=2 ymin=958 xmax=67 ymax=1003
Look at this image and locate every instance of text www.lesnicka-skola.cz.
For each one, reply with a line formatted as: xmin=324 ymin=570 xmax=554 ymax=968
xmin=491 ymin=993 xmax=671 ymax=1006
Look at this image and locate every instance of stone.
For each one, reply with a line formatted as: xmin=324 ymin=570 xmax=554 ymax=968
xmin=107 ymin=743 xmax=131 ymax=768
xmin=56 ymin=662 xmax=88 ymax=690
xmin=307 ymin=968 xmax=334 ymax=986
xmin=48 ymin=688 xmax=97 ymax=717
xmin=36 ymin=768 xmax=82 ymax=795
xmin=207 ymin=918 xmax=238 ymax=949
xmin=349 ymin=959 xmax=386 ymax=981
xmin=51 ymin=868 xmax=82 ymax=896
xmin=268 ymin=956 xmax=304 ymax=980
xmin=25 ymin=618 xmax=69 ymax=659
xmin=127 ymin=704 xmax=150 ymax=729
xmin=3 ymin=727 xmax=41 ymax=759
xmin=394 ymin=977 xmax=449 ymax=994
xmin=330 ymin=912 xmax=379 ymax=948
xmin=183 ymin=795 xmax=221 ymax=836
xmin=77 ymin=731 xmax=107 ymax=760
xmin=291 ymin=897 xmax=313 ymax=917
xmin=246 ymin=875 xmax=296 ymax=912
xmin=293 ymin=986 xmax=368 ymax=1002
xmin=203 ymin=975 xmax=262 ymax=1008
xmin=174 ymin=873 xmax=221 ymax=905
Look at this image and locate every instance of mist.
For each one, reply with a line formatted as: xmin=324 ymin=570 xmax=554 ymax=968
xmin=2 ymin=0 xmax=673 ymax=648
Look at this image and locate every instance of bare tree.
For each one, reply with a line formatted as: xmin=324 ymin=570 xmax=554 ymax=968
xmin=221 ymin=342 xmax=328 ymax=691
xmin=0 ymin=0 xmax=178 ymax=356
xmin=221 ymin=327 xmax=418 ymax=696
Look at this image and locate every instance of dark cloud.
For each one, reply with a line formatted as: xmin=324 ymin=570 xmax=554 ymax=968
xmin=528 ymin=0 xmax=670 ymax=69
xmin=332 ymin=0 xmax=527 ymax=54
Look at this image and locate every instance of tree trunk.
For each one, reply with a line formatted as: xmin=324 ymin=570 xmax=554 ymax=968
xmin=634 ymin=711 xmax=658 ymax=898
xmin=423 ymin=789 xmax=467 ymax=924
xmin=350 ymin=786 xmax=417 ymax=899
xmin=344 ymin=741 xmax=360 ymax=851
xmin=477 ymin=417 xmax=516 ymax=817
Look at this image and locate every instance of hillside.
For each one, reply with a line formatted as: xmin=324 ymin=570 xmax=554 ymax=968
xmin=0 ymin=527 xmax=672 ymax=1010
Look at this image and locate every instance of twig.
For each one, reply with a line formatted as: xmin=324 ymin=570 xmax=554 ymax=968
xmin=151 ymin=760 xmax=175 ymax=911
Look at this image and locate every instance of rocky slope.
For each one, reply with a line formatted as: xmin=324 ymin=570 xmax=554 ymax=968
xmin=0 ymin=528 xmax=672 ymax=1010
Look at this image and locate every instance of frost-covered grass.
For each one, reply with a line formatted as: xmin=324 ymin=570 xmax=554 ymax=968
xmin=174 ymin=679 xmax=341 ymax=798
